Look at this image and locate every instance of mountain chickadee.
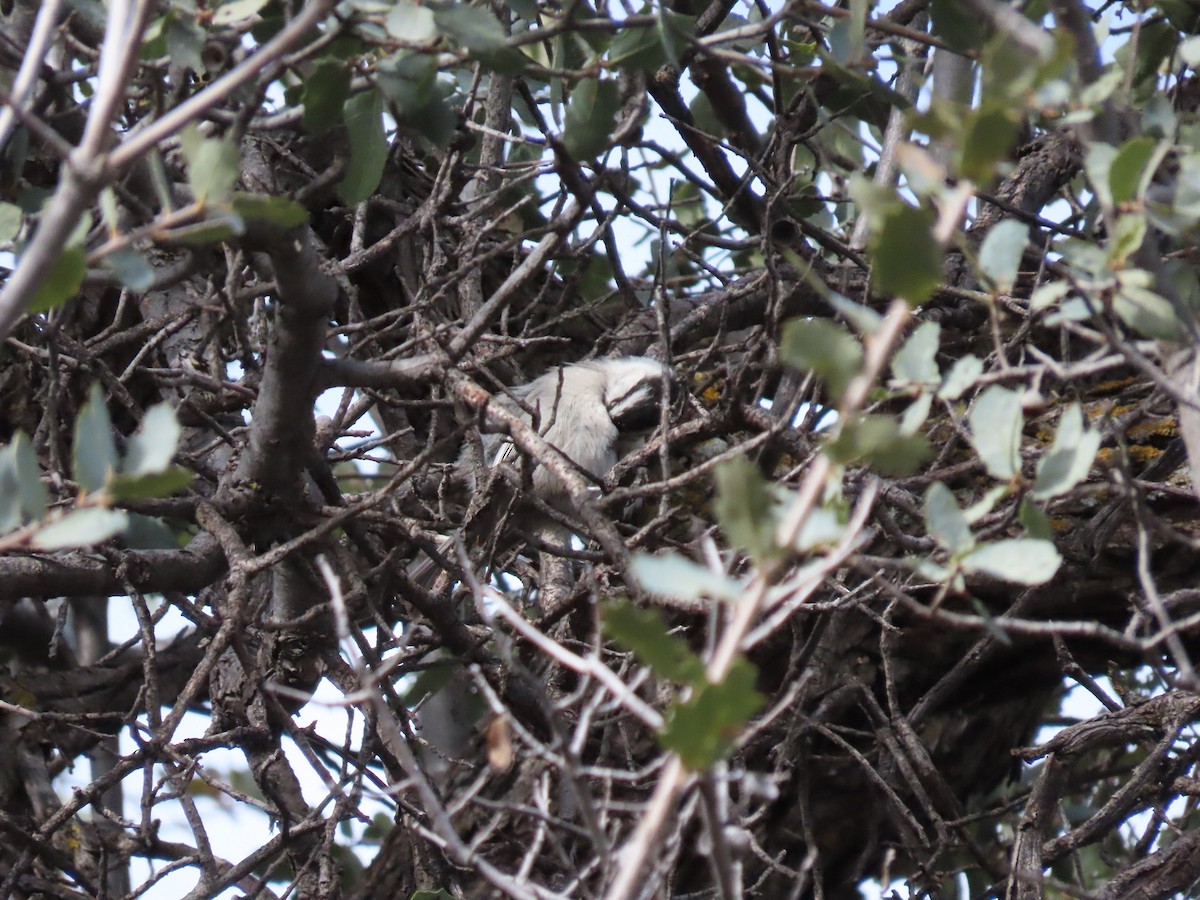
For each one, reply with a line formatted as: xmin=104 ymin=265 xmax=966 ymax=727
xmin=411 ymin=357 xmax=675 ymax=766
xmin=467 ymin=355 xmax=676 ymax=502
xmin=410 ymin=357 xmax=675 ymax=585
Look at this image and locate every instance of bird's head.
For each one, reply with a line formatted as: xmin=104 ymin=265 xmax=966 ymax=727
xmin=595 ymin=357 xmax=678 ymax=432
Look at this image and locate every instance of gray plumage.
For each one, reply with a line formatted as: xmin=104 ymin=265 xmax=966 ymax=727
xmin=410 ymin=357 xmax=674 ymax=588
xmin=469 ymin=356 xmax=675 ymax=501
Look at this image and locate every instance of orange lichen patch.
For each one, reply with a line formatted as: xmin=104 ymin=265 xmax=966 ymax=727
xmin=691 ymin=372 xmax=724 ymax=407
xmin=1127 ymin=417 xmax=1179 ymax=442
xmin=1129 ymin=444 xmax=1166 ymax=465
xmin=1089 ymin=376 xmax=1140 ymax=396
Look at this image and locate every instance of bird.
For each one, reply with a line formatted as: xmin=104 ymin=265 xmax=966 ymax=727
xmin=469 ymin=355 xmax=677 ymax=502
xmin=408 ymin=356 xmax=677 ymax=586
xmin=407 ymin=357 xmax=677 ymax=773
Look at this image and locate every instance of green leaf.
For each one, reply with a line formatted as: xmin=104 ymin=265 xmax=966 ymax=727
xmin=780 ymin=318 xmax=863 ymax=398
xmin=661 ymin=657 xmax=763 ymax=770
xmin=963 ymin=484 xmax=1010 ymax=524
xmin=1030 ymin=281 xmax=1071 ymax=311
xmin=167 ymin=14 xmax=205 ymax=73
xmin=1173 ymin=153 xmax=1200 ymax=220
xmin=0 ymin=455 xmax=20 ymax=533
xmin=960 ymin=538 xmax=1061 ymax=585
xmin=938 ymin=354 xmax=983 ymax=401
xmin=657 ymin=7 xmax=696 ymax=65
xmin=376 ymin=52 xmax=438 ymax=118
xmin=29 ymin=246 xmax=86 ymax=313
xmin=385 ymin=0 xmax=438 ymax=43
xmin=978 ymin=219 xmax=1028 ymax=293
xmin=825 ymin=293 xmax=883 ymax=335
xmin=1113 ymin=284 xmax=1183 ymax=339
xmin=230 ymin=193 xmax=309 ymax=229
xmin=140 ymin=14 xmax=168 ymax=58
xmin=899 ymin=391 xmax=933 ymax=435
xmin=338 ymin=90 xmax=388 ymax=205
xmin=794 ymin=506 xmax=846 ymax=552
xmin=1163 ymin=0 xmax=1200 ymax=32
xmin=609 ymin=22 xmax=663 ymax=71
xmin=0 ymin=432 xmax=47 ymax=531
xmin=433 ymin=2 xmax=506 ymax=52
xmin=959 ymin=107 xmax=1020 ymax=184
xmin=1109 ymin=213 xmax=1146 ymax=266
xmin=979 ymin=32 xmax=1047 ymax=107
xmin=1084 ymin=142 xmax=1117 ymax=211
xmin=603 ymin=598 xmax=706 ymax=685
xmin=212 ymin=0 xmax=270 ymax=25
xmin=827 ymin=17 xmax=861 ymax=65
xmin=66 ymin=210 xmax=92 ymax=249
xmin=123 ymin=403 xmax=182 ymax=476
xmin=629 ymin=552 xmax=742 ymax=604
xmin=107 ymin=467 xmax=194 ymax=501
xmin=73 ymin=383 xmax=118 ymax=494
xmin=123 ymin=513 xmax=183 ymax=549
xmin=32 ymin=508 xmax=129 ymax=550
xmin=563 ymin=78 xmax=621 ymax=160
xmin=890 ymin=321 xmax=941 ymax=391
xmin=1078 ymin=66 xmax=1123 ymax=109
xmin=9 ymin=432 xmax=48 ymax=522
xmin=825 ymin=415 xmax=932 ymax=475
xmin=930 ymin=0 xmax=987 ymax=51
xmin=164 ymin=215 xmax=244 ymax=246
xmin=968 ymin=385 xmax=1023 ymax=479
xmin=1032 ymin=404 xmax=1102 ymax=499
xmin=0 ymin=201 xmax=21 ymax=242
xmin=871 ymin=203 xmax=942 ymax=305
xmin=431 ymin=1 xmax=525 ymax=71
xmin=98 ymin=187 xmax=119 ymax=235
xmin=848 ymin=171 xmax=902 ymax=233
xmin=301 ymin=60 xmax=352 ymax=136
xmin=1109 ymin=136 xmax=1161 ymax=206
xmin=1019 ymin=498 xmax=1054 ymax=541
xmin=180 ymin=127 xmax=240 ymax=204
xmin=924 ymin=482 xmax=974 ymax=555
xmin=713 ymin=456 xmax=779 ymax=562
xmin=102 ymin=248 xmax=156 ymax=291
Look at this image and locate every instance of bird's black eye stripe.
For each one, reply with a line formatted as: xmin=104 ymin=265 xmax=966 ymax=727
xmin=607 ymin=384 xmax=652 ymax=411
xmin=608 ymin=382 xmax=670 ymax=431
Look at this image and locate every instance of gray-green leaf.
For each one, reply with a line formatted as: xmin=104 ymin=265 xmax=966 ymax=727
xmin=29 ymin=247 xmax=86 ymax=313
xmin=714 ymin=456 xmax=779 ymax=563
xmin=0 ymin=432 xmax=46 ymax=532
xmin=74 ymin=384 xmax=118 ymax=494
xmin=978 ymin=219 xmax=1028 ymax=293
xmin=563 ymin=78 xmax=621 ymax=160
xmin=629 ymin=552 xmax=742 ymax=603
xmin=780 ymin=318 xmax=863 ymax=399
xmin=181 ymin=128 xmax=240 ymax=204
xmin=338 ymin=90 xmax=388 ymax=205
xmin=32 ymin=508 xmax=129 ymax=550
xmin=9 ymin=432 xmax=48 ymax=523
xmin=891 ymin=321 xmax=941 ymax=391
xmin=924 ymin=482 xmax=974 ymax=555
xmin=968 ymin=385 xmax=1023 ymax=479
xmin=1032 ymin=404 xmax=1101 ymax=499
xmin=433 ymin=2 xmax=507 ymax=52
xmin=123 ymin=403 xmax=182 ymax=476
xmin=871 ymin=203 xmax=942 ymax=305
xmin=960 ymin=538 xmax=1061 ymax=585
xmin=301 ymin=60 xmax=352 ymax=136
xmin=937 ymin=354 xmax=983 ymax=401
xmin=386 ymin=0 xmax=437 ymax=43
